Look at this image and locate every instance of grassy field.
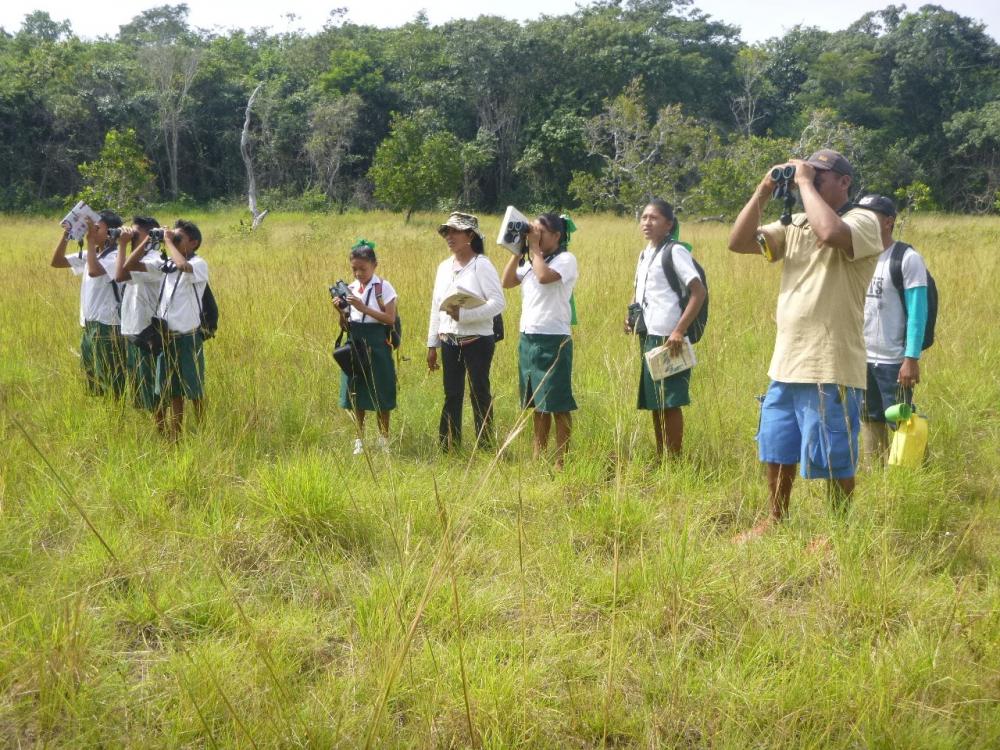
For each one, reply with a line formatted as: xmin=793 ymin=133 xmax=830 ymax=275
xmin=1 ymin=209 xmax=999 ymax=747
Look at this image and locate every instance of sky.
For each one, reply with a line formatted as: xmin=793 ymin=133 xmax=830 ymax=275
xmin=2 ymin=0 xmax=998 ymax=43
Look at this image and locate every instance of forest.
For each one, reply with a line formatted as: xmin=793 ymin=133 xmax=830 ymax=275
xmin=1 ymin=1 xmax=998 ymax=216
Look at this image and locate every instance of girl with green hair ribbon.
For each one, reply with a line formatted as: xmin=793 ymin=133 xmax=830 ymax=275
xmin=336 ymin=237 xmax=398 ymax=454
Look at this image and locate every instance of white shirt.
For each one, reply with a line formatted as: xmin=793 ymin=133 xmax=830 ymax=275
xmin=133 ymin=256 xmax=209 ymax=334
xmin=426 ymin=255 xmax=506 ymax=346
xmin=346 ymin=274 xmax=397 ymax=324
xmin=66 ymin=247 xmax=122 ymax=326
xmin=516 ymin=251 xmax=578 ymax=335
xmin=633 ymin=241 xmax=701 ymax=337
xmin=121 ymin=248 xmax=164 ymax=336
xmin=864 ymin=243 xmax=928 ymax=364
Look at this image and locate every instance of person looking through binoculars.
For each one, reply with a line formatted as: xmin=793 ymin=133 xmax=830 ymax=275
xmin=333 ymin=240 xmax=397 ymax=455
xmin=122 ymin=220 xmax=208 ymax=440
xmin=113 ymin=217 xmax=167 ymax=425
xmin=728 ymin=149 xmax=882 ymax=542
xmin=501 ymin=213 xmax=578 ymax=470
xmin=50 ymin=209 xmax=126 ymax=396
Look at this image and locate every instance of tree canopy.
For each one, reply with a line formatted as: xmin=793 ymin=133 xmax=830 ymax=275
xmin=1 ymin=2 xmax=997 ymax=214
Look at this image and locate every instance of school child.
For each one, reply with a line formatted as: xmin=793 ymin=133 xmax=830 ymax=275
xmin=50 ymin=210 xmax=126 ymax=396
xmin=335 ymin=240 xmax=398 ymax=454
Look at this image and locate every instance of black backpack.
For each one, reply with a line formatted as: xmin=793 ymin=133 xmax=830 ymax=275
xmin=372 ymin=281 xmax=401 ymax=350
xmin=661 ymin=242 xmax=709 ymax=344
xmin=888 ymin=241 xmax=936 ymax=350
xmin=198 ymin=283 xmax=219 ymax=340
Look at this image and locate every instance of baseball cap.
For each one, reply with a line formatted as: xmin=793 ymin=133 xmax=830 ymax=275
xmin=805 ymin=149 xmax=853 ymax=178
xmin=857 ymin=194 xmax=897 ymax=217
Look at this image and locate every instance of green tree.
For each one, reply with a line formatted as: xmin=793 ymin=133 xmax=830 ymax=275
xmin=944 ymin=101 xmax=1000 ymax=212
xmin=368 ymin=109 xmax=463 ymax=221
xmin=570 ymin=81 xmax=717 ymax=213
xmin=77 ymin=128 xmax=156 ymax=212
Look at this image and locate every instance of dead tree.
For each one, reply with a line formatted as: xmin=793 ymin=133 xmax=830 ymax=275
xmin=241 ymin=83 xmax=268 ymax=230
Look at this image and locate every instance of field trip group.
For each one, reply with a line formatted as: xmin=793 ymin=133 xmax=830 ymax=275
xmin=51 ymin=149 xmax=934 ymax=540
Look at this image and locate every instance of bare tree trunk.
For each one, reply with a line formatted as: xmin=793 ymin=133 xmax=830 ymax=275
xmin=241 ymin=83 xmax=268 ymax=230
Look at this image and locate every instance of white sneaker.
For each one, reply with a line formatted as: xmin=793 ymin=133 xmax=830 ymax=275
xmin=352 ymin=438 xmax=364 ymax=455
xmin=376 ymin=434 xmax=390 ymax=452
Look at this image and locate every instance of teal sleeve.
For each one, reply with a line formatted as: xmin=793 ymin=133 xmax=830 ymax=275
xmin=904 ymin=286 xmax=928 ymax=359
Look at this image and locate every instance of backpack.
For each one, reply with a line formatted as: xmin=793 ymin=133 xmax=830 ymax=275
xmin=373 ymin=281 xmax=402 ymax=350
xmin=888 ymin=241 xmax=936 ymax=350
xmin=198 ymin=283 xmax=219 ymax=340
xmin=661 ymin=242 xmax=709 ymax=344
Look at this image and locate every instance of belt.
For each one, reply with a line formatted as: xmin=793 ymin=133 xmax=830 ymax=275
xmin=440 ymin=333 xmax=482 ymax=347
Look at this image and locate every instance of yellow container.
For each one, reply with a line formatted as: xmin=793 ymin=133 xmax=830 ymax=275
xmin=888 ymin=414 xmax=928 ymax=468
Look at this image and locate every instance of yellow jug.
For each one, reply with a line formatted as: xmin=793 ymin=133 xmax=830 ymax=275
xmin=888 ymin=413 xmax=928 ymax=468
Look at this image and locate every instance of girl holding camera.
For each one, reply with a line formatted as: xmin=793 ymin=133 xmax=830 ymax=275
xmin=336 ymin=240 xmax=397 ymax=454
xmin=501 ymin=213 xmax=578 ymax=469
xmin=628 ymin=199 xmax=706 ymax=459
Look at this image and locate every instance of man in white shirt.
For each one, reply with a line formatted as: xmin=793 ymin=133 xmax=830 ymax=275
xmin=50 ymin=209 xmax=125 ymax=396
xmin=124 ymin=220 xmax=208 ymax=439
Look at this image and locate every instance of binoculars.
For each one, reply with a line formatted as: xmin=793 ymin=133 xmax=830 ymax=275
xmin=770 ymin=165 xmax=795 ymax=183
xmin=770 ymin=163 xmax=797 ymax=226
xmin=503 ymin=219 xmax=529 ymax=250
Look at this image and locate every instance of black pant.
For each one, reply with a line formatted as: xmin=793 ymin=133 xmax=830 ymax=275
xmin=439 ymin=336 xmax=496 ymax=449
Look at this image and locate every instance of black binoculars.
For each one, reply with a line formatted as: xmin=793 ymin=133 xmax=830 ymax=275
xmin=771 ymin=163 xmax=797 ymax=226
xmin=770 ymin=165 xmax=795 ymax=183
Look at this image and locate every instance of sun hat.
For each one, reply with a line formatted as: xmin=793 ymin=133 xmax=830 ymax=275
xmin=437 ymin=211 xmax=484 ymax=241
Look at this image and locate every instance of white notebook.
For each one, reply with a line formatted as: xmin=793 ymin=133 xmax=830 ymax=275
xmin=440 ymin=285 xmax=486 ymax=311
xmin=644 ymin=339 xmax=697 ymax=380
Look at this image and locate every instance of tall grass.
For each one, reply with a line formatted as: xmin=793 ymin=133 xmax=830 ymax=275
xmin=1 ymin=210 xmax=998 ymax=747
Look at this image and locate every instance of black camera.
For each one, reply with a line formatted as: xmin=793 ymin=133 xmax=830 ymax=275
xmin=626 ymin=302 xmax=644 ymax=335
xmin=329 ymin=279 xmax=351 ymax=309
xmin=503 ymin=219 xmax=529 ymax=251
xmin=148 ymin=228 xmax=165 ymax=242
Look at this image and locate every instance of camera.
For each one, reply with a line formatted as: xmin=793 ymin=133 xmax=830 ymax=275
xmin=626 ymin=302 xmax=644 ymax=334
xmin=328 ymin=279 xmax=351 ymax=309
xmin=148 ymin=228 xmax=165 ymax=242
xmin=503 ymin=219 xmax=529 ymax=251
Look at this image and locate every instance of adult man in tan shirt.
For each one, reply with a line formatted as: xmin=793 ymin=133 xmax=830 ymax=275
xmin=728 ymin=150 xmax=883 ymax=541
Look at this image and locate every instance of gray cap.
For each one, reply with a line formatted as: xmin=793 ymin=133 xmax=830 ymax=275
xmin=438 ymin=211 xmax=484 ymax=241
xmin=805 ymin=149 xmax=853 ymax=178
xmin=857 ymin=194 xmax=897 ymax=217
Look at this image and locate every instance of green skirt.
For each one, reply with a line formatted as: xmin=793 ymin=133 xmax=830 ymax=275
xmin=637 ymin=334 xmax=691 ymax=410
xmin=518 ymin=333 xmax=577 ymax=413
xmin=83 ymin=321 xmax=126 ymax=397
xmin=339 ymin=323 xmax=397 ymax=412
xmin=156 ymin=332 xmax=205 ymax=400
xmin=126 ymin=340 xmax=160 ymax=411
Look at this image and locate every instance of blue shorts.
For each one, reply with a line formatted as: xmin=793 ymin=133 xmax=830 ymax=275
xmin=864 ymin=362 xmax=912 ymax=423
xmin=756 ymin=381 xmax=863 ymax=480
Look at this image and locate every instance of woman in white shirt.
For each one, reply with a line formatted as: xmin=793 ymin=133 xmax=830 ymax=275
xmin=336 ymin=240 xmax=398 ymax=454
xmin=501 ymin=212 xmax=578 ymax=469
xmin=626 ymin=199 xmax=706 ymax=459
xmin=427 ymin=212 xmax=505 ymax=450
